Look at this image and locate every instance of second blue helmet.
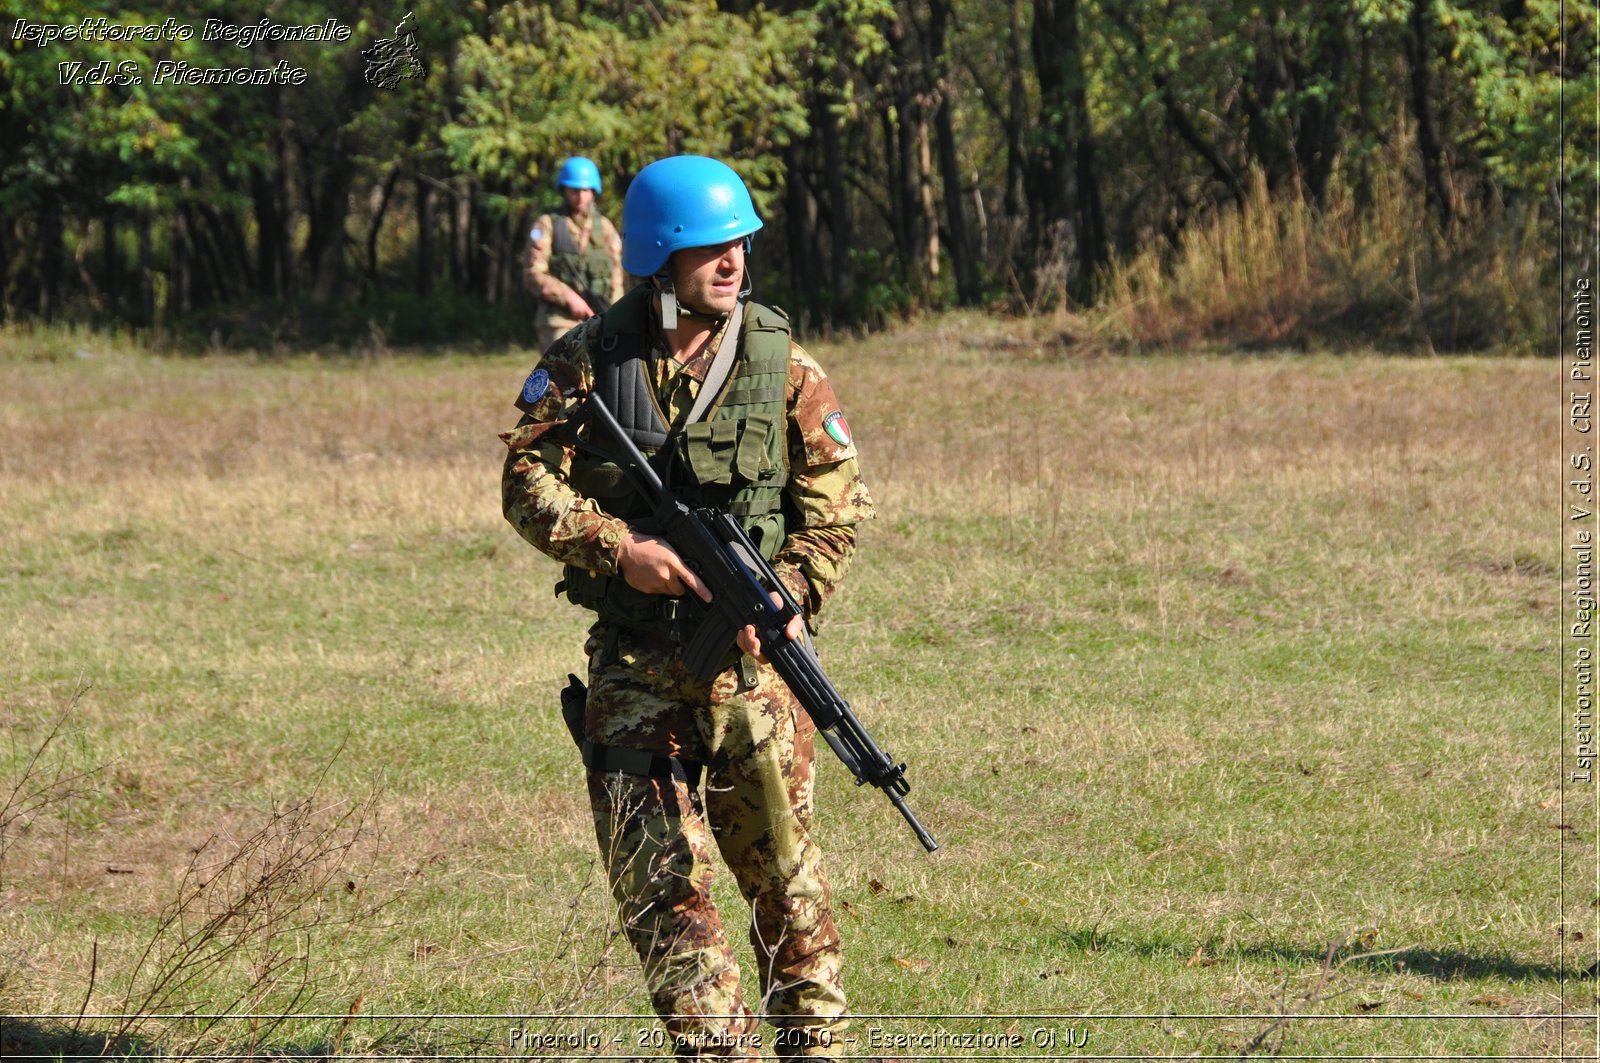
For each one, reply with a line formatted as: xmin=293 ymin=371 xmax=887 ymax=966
xmin=557 ymin=156 xmax=602 ymax=193
xmin=621 ymin=156 xmax=764 ymax=277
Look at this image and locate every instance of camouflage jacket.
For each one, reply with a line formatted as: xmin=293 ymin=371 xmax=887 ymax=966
xmin=500 ymin=294 xmax=874 ymax=621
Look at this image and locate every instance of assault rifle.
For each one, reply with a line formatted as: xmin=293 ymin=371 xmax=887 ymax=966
xmin=583 ymin=393 xmax=938 ymax=853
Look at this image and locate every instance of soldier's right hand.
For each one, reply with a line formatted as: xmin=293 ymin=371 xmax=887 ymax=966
xmin=565 ymin=290 xmax=596 ymax=319
xmin=617 ymin=532 xmax=712 ymax=602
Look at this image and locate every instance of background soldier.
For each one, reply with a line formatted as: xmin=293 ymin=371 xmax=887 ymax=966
xmin=526 ymin=155 xmax=625 ymax=351
xmin=500 ymin=155 xmax=872 ymax=1058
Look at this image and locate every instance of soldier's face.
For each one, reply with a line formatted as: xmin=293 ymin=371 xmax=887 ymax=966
xmin=561 ymin=186 xmax=594 ymax=213
xmin=670 ymin=239 xmax=745 ymax=317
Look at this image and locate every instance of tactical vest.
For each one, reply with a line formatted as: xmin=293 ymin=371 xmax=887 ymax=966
xmin=549 ymin=212 xmax=615 ymax=299
xmin=560 ymin=287 xmax=792 ymax=632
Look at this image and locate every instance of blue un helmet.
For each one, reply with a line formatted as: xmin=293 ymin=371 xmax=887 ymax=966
xmin=621 ymin=156 xmax=763 ymax=278
xmin=556 ymin=156 xmax=602 ymax=193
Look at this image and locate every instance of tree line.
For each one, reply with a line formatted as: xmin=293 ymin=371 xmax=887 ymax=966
xmin=1 ymin=0 xmax=1592 ymax=346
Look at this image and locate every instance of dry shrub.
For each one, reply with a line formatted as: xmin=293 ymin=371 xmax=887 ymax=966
xmin=0 ymin=683 xmax=102 ymax=891
xmin=1099 ymin=167 xmax=1549 ymax=354
xmin=102 ymin=782 xmax=383 ymax=1055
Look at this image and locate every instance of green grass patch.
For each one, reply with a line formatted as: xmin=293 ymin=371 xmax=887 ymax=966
xmin=0 ymin=326 xmax=1589 ymax=1057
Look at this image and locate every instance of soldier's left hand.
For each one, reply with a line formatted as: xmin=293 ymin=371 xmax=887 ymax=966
xmin=736 ymin=592 xmax=804 ymax=663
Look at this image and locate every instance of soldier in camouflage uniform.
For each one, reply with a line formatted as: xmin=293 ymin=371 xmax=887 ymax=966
xmin=500 ymin=156 xmax=871 ymax=1058
xmin=527 ymin=155 xmax=626 ymax=351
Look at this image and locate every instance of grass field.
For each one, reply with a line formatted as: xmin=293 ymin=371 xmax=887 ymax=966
xmin=0 ymin=316 xmax=1592 ymax=1059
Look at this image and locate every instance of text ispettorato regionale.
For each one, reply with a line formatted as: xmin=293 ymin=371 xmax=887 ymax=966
xmin=12 ymin=18 xmax=353 ymax=49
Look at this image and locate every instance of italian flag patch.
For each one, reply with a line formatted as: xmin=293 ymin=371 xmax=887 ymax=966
xmin=823 ymin=410 xmax=852 ymax=447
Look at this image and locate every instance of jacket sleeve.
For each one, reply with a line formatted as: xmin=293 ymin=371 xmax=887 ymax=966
xmin=499 ymin=327 xmax=629 ymax=575
xmin=770 ymin=343 xmax=875 ymax=620
xmin=525 ymin=213 xmax=579 ymax=309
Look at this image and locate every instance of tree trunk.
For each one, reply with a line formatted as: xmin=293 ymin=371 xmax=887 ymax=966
xmin=366 ymin=166 xmax=401 ymax=290
xmin=1155 ymin=71 xmax=1248 ymax=210
xmin=252 ymin=170 xmax=282 ymax=298
xmin=474 ymin=192 xmax=497 ymax=302
xmin=886 ymin=18 xmax=927 ymax=288
xmin=881 ymin=107 xmax=912 ymax=286
xmin=783 ymin=141 xmax=820 ymax=316
xmin=172 ymin=194 xmax=191 ymax=315
xmin=506 ymin=206 xmax=532 ymax=305
xmin=135 ymin=215 xmax=154 ymax=327
xmin=918 ymin=116 xmax=939 ymax=279
xmin=929 ymin=0 xmax=981 ymax=304
xmin=972 ymin=180 xmax=988 ymax=262
xmin=249 ymin=86 xmax=296 ymax=298
xmin=182 ymin=205 xmax=220 ymax=306
xmin=819 ymin=90 xmax=854 ymax=313
xmin=1406 ymin=0 xmax=1454 ymax=229
xmin=194 ymin=206 xmax=241 ymax=304
xmin=39 ymin=209 xmax=63 ymax=321
xmin=307 ymin=157 xmax=355 ymax=303
xmin=416 ymin=175 xmax=435 ymax=298
xmin=305 ymin=50 xmax=373 ymax=302
xmin=473 ymin=186 xmax=494 ymax=298
xmin=451 ymin=179 xmax=471 ymax=292
xmin=0 ymin=218 xmax=7 ymax=318
xmin=275 ymin=124 xmax=296 ymax=294
xmin=253 ymin=89 xmax=288 ymax=299
xmin=1032 ymin=0 xmax=1107 ymax=304
xmin=1005 ymin=0 xmax=1027 ymax=222
xmin=1294 ymin=8 xmax=1350 ymax=206
xmin=101 ymin=207 xmax=122 ymax=315
xmin=933 ymin=92 xmax=978 ymax=300
xmin=0 ymin=215 xmax=10 ymax=321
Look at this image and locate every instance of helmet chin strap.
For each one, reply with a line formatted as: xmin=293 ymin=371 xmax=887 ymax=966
xmin=655 ymin=274 xmax=681 ymax=330
xmin=655 ymin=235 xmax=757 ymax=329
xmin=653 ymin=267 xmax=752 ymax=329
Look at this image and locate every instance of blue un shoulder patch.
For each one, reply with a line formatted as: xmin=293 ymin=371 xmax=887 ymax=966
xmin=521 ymin=368 xmax=550 ymax=405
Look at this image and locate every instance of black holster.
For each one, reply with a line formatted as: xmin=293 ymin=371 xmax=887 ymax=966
xmin=558 ymin=673 xmax=702 ymax=790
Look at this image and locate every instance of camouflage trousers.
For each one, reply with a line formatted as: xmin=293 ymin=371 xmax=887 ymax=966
xmin=583 ymin=625 xmax=848 ymax=1059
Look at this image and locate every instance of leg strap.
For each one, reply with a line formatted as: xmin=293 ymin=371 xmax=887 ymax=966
xmin=580 ymin=739 xmax=703 ymax=790
xmin=563 ymin=673 xmax=703 ymax=789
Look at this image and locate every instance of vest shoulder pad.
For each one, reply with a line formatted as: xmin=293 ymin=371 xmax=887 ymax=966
xmin=598 ymin=285 xmax=654 ymax=339
xmin=743 ymin=300 xmax=792 ymax=334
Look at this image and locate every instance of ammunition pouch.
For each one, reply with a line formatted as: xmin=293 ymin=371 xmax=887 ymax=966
xmin=556 ymin=567 xmax=699 ymax=633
